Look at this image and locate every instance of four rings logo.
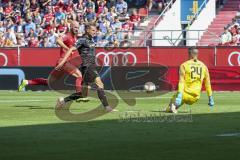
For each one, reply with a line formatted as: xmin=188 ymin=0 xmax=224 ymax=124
xmin=95 ymin=52 xmax=137 ymax=66
xmin=228 ymin=51 xmax=240 ymax=66
xmin=0 ymin=52 xmax=8 ymax=66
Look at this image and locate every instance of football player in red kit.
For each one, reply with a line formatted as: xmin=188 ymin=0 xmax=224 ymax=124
xmin=18 ymin=21 xmax=88 ymax=101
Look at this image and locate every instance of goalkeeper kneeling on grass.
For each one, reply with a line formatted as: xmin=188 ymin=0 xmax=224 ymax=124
xmin=166 ymin=47 xmax=214 ymax=113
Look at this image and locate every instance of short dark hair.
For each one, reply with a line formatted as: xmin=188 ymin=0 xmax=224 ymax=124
xmin=85 ymin=23 xmax=96 ymax=31
xmin=188 ymin=46 xmax=198 ymax=54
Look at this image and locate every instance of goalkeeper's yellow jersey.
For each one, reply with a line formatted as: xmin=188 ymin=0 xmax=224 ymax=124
xmin=178 ymin=59 xmax=212 ymax=97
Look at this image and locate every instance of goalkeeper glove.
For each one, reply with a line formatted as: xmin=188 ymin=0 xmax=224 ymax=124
xmin=175 ymin=92 xmax=182 ymax=106
xmin=208 ymin=96 xmax=214 ymax=107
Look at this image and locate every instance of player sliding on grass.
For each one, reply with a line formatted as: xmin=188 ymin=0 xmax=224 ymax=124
xmin=55 ymin=24 xmax=115 ymax=112
xmin=18 ymin=21 xmax=89 ymax=102
xmin=166 ymin=47 xmax=214 ymax=113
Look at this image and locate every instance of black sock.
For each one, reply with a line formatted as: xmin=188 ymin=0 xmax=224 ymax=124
xmin=97 ymin=88 xmax=109 ymax=107
xmin=64 ymin=92 xmax=83 ymax=102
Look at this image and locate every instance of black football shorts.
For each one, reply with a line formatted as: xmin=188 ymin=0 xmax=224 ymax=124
xmin=80 ymin=65 xmax=99 ymax=84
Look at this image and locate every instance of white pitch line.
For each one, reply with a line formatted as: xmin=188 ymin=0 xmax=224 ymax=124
xmin=0 ymin=94 xmax=237 ymax=103
xmin=0 ymin=98 xmax=167 ymax=103
xmin=141 ymin=96 xmax=171 ymax=99
xmin=216 ymin=133 xmax=240 ymax=137
xmin=0 ymin=100 xmax=51 ymax=103
xmin=118 ymin=97 xmax=171 ymax=99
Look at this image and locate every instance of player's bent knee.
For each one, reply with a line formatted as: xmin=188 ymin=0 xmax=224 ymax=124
xmin=95 ymin=78 xmax=104 ymax=89
xmin=97 ymin=82 xmax=104 ymax=89
xmin=74 ymin=70 xmax=82 ymax=78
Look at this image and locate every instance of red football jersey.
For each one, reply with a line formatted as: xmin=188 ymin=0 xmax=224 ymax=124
xmin=44 ymin=13 xmax=54 ymax=23
xmin=57 ymin=24 xmax=68 ymax=32
xmin=5 ymin=6 xmax=13 ymax=14
xmin=59 ymin=32 xmax=78 ymax=60
xmin=130 ymin=15 xmax=140 ymax=22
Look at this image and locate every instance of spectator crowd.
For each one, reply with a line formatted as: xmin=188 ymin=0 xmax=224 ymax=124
xmin=220 ymin=18 xmax=240 ymax=46
xmin=0 ymin=0 xmax=145 ymax=47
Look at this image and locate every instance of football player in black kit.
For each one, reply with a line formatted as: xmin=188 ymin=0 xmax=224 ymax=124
xmin=55 ymin=24 xmax=116 ymax=112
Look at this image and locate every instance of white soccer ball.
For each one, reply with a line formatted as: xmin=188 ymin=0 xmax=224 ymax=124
xmin=144 ymin=82 xmax=156 ymax=92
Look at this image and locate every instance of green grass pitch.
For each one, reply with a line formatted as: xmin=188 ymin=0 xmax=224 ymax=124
xmin=0 ymin=91 xmax=240 ymax=160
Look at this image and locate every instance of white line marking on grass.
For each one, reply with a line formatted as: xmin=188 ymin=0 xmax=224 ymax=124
xmin=130 ymin=97 xmax=171 ymax=99
xmin=0 ymin=100 xmax=50 ymax=103
xmin=0 ymin=96 xmax=171 ymax=103
xmin=124 ymin=110 xmax=142 ymax=113
xmin=1 ymin=93 xmax=232 ymax=104
xmin=216 ymin=133 xmax=240 ymax=137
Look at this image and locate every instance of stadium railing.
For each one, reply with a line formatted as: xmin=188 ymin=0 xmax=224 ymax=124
xmin=120 ymin=29 xmax=220 ymax=46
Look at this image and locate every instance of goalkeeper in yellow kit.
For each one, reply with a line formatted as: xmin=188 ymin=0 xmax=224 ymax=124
xmin=166 ymin=47 xmax=214 ymax=113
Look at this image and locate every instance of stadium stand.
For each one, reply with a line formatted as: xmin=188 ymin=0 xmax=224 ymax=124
xmin=2 ymin=0 xmax=237 ymax=48
xmin=0 ymin=0 xmax=157 ymax=48
xmin=198 ymin=0 xmax=240 ymax=46
xmin=132 ymin=0 xmax=175 ymax=46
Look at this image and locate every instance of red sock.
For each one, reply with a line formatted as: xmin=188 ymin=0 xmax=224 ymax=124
xmin=75 ymin=77 xmax=82 ymax=93
xmin=27 ymin=78 xmax=48 ymax=85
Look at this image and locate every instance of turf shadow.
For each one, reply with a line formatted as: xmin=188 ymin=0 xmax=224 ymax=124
xmin=0 ymin=112 xmax=240 ymax=160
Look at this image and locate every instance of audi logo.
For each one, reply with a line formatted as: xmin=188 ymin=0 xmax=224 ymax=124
xmin=95 ymin=52 xmax=137 ymax=66
xmin=0 ymin=52 xmax=8 ymax=66
xmin=228 ymin=51 xmax=240 ymax=66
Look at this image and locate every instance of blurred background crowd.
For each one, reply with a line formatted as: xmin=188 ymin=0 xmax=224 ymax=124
xmin=0 ymin=0 xmax=169 ymax=47
xmin=220 ymin=18 xmax=240 ymax=46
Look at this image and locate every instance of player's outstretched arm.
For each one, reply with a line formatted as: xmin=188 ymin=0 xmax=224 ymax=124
xmin=204 ymin=67 xmax=214 ymax=107
xmin=55 ymin=46 xmax=77 ymax=70
xmin=175 ymin=65 xmax=185 ymax=106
